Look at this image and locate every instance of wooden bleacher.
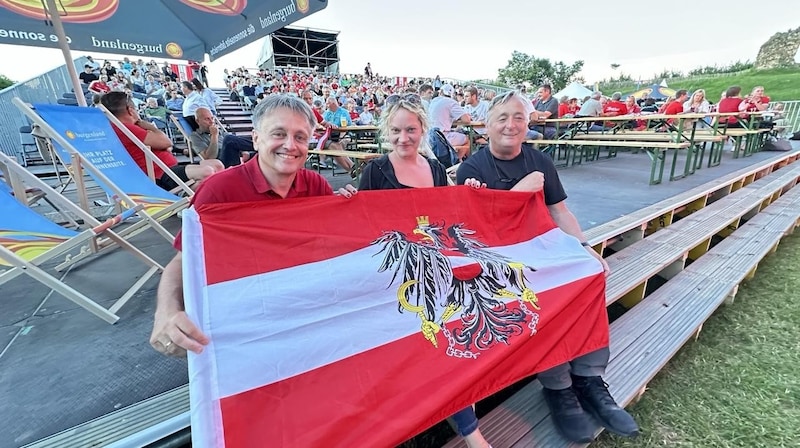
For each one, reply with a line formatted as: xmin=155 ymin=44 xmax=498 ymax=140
xmin=443 ymin=149 xmax=800 ymax=448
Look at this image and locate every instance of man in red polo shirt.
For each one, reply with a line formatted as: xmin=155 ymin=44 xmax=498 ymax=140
xmin=663 ymin=90 xmax=688 ymax=127
xmin=101 ymin=92 xmax=223 ymax=191
xmin=150 ymin=95 xmax=356 ymax=357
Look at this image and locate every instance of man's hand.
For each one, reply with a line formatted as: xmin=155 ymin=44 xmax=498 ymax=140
xmin=150 ymin=310 xmax=209 ymax=357
xmin=209 ymin=124 xmax=218 ymax=137
xmin=464 ymin=178 xmax=486 ymax=189
xmin=585 ymin=246 xmax=611 ymax=276
xmin=136 ymin=119 xmax=158 ymax=132
xmin=513 ymin=171 xmax=544 ymax=193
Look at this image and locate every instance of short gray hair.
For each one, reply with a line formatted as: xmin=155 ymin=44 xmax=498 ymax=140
xmin=251 ymin=94 xmax=316 ymax=132
xmin=611 ymin=92 xmax=622 ymax=101
xmin=591 ymin=91 xmax=602 ymax=100
xmin=487 ymin=91 xmax=530 ymax=121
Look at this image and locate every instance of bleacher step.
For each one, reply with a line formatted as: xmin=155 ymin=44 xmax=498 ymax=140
xmin=443 ymin=169 xmax=800 ymax=448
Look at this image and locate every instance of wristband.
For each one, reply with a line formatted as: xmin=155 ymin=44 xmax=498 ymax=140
xmin=580 ymin=241 xmax=591 ymax=247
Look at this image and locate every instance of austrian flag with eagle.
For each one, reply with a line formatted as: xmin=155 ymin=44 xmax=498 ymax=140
xmin=183 ymin=187 xmax=610 ymax=448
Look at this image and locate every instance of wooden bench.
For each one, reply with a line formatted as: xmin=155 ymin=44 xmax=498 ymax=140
xmin=578 ymin=132 xmax=728 ymax=168
xmin=443 ymin=165 xmax=800 ymax=448
xmin=531 ymin=139 xmax=691 ymax=184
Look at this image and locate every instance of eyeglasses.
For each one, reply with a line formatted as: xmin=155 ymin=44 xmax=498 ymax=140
xmin=385 ymin=94 xmax=421 ymax=106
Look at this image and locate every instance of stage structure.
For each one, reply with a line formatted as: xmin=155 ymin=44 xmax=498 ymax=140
xmin=257 ymin=26 xmax=340 ymax=73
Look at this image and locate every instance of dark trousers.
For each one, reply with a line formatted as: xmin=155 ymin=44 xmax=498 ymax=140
xmin=219 ymin=134 xmax=254 ymax=167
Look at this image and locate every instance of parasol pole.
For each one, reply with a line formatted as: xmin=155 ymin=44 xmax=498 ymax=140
xmin=45 ymin=0 xmax=87 ymax=106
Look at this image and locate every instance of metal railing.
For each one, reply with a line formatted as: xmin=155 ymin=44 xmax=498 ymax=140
xmin=0 ymin=56 xmax=88 ymax=163
xmin=775 ymin=100 xmax=800 ymax=136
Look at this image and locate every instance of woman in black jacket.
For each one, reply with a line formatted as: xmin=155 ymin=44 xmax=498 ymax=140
xmin=357 ymin=94 xmax=491 ymax=448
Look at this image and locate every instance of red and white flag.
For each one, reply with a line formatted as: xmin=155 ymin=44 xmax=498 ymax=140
xmin=183 ymin=187 xmax=609 ymax=448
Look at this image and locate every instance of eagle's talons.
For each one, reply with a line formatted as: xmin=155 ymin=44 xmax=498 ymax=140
xmin=521 ymin=288 xmax=540 ymax=310
xmin=420 ymin=319 xmax=441 ymax=347
xmin=440 ymin=303 xmax=461 ymax=324
xmin=495 ymin=288 xmax=517 ymax=299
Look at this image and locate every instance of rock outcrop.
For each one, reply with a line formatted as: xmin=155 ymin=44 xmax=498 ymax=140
xmin=755 ymin=27 xmax=800 ymax=69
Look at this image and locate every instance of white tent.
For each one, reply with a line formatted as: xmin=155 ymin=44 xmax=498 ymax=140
xmin=553 ymin=82 xmax=593 ymax=100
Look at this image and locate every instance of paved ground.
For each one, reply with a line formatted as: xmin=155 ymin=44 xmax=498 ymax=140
xmin=0 ymin=144 xmax=795 ymax=447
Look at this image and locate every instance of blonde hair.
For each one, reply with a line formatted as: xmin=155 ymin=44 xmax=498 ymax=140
xmin=378 ymin=100 xmax=435 ymax=158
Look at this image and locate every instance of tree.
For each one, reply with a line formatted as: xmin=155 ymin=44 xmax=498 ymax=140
xmin=497 ymin=51 xmax=584 ymax=91
xmin=0 ymin=74 xmax=13 ymax=90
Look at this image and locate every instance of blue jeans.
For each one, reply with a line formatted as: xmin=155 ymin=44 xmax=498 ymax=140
xmin=451 ymin=405 xmax=479 ymax=437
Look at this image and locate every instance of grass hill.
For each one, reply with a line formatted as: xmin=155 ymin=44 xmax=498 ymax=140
xmin=598 ymin=67 xmax=800 ymax=101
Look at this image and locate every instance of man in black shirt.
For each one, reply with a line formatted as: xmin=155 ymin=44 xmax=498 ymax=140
xmin=79 ymin=65 xmax=98 ymax=85
xmin=457 ymin=91 xmax=639 ymax=444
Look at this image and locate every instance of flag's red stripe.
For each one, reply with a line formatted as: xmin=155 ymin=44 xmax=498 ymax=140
xmin=197 ymin=188 xmax=557 ymax=285
xmin=217 ymin=274 xmax=607 ymax=448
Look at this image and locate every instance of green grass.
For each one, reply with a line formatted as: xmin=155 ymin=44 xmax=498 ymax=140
xmin=600 ymin=67 xmax=800 ymax=101
xmin=593 ymin=232 xmax=800 ymax=448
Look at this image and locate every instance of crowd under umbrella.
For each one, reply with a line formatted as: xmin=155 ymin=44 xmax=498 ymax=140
xmin=0 ymin=0 xmax=329 ymax=106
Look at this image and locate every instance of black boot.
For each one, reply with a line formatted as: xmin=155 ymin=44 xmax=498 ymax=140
xmin=571 ymin=375 xmax=640 ymax=437
xmin=542 ymin=386 xmax=596 ymax=443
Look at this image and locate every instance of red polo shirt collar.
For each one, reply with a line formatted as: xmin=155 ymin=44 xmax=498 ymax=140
xmin=243 ymin=157 xmax=309 ymax=198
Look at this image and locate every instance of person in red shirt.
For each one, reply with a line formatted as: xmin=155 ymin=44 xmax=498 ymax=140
xmin=717 ymin=86 xmax=744 ymax=126
xmin=662 ymin=90 xmax=688 ymax=127
xmin=739 ymin=85 xmax=770 ymax=113
xmin=557 ymin=95 xmax=569 ymax=118
xmin=150 ymin=95 xmax=356 ymax=358
xmin=100 ymin=92 xmax=223 ymax=191
xmin=601 ymin=92 xmax=629 ymax=128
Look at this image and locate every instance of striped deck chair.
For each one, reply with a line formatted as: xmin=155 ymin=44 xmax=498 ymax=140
xmin=0 ymin=152 xmax=163 ymax=324
xmin=13 ymin=99 xmax=191 ymax=244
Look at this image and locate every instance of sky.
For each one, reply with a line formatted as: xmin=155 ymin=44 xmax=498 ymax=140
xmin=1 ymin=0 xmax=798 ymax=86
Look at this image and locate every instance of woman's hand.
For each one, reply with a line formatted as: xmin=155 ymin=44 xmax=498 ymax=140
xmin=337 ymin=184 xmax=358 ymax=198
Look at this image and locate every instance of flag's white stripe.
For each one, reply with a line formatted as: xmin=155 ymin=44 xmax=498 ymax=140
xmin=197 ymin=228 xmax=601 ymax=399
xmin=183 ymin=209 xmax=225 ymax=448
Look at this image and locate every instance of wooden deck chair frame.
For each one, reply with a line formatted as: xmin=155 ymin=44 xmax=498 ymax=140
xmin=0 ymin=153 xmax=163 ymax=324
xmin=13 ymin=98 xmax=189 ymax=244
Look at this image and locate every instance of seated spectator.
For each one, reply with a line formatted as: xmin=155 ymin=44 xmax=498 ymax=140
xmin=145 ymin=75 xmax=166 ymax=98
xmin=321 ymin=96 xmax=356 ymax=175
xmin=662 ymin=90 xmax=688 ymax=127
xmin=576 ymin=91 xmax=605 ymax=132
xmin=162 ymin=62 xmax=178 ymax=82
xmin=640 ymin=98 xmax=658 ymax=113
xmin=181 ymin=81 xmax=210 ymax=130
xmin=566 ymin=97 xmax=580 ymax=116
xmin=601 ymin=91 xmax=628 ymax=128
xmin=557 ymin=96 xmax=569 ymax=118
xmin=101 ymin=92 xmax=222 ymax=191
xmin=357 ymin=105 xmax=376 ymax=125
xmin=463 ymin=86 xmax=489 ymax=144
xmin=624 ymin=96 xmax=645 ymax=130
xmin=683 ymin=89 xmax=710 ymax=114
xmin=88 ymin=75 xmax=111 ymax=94
xmin=130 ymin=68 xmax=145 ymax=93
xmin=192 ymin=107 xmax=254 ymax=167
xmin=144 ymin=97 xmax=170 ymax=129
xmin=166 ymin=91 xmax=184 ymax=111
xmin=79 ymin=64 xmax=98 ymax=85
xmin=427 ymin=84 xmax=471 ymax=158
xmin=530 ymin=84 xmax=560 ymax=139
xmin=739 ymin=85 xmax=770 ymax=113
